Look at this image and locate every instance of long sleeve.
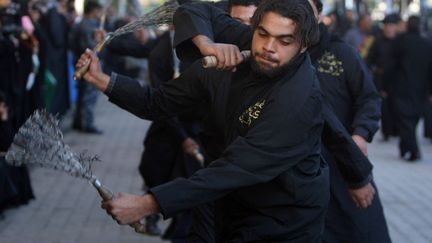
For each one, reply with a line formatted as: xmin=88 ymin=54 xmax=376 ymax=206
xmin=174 ymin=2 xmax=375 ymax=189
xmin=105 ymin=60 xmax=209 ymax=121
xmin=150 ymin=82 xmax=324 ymax=218
xmin=173 ymin=2 xmax=252 ymax=62
xmin=321 ymin=101 xmax=372 ymax=188
xmin=46 ymin=9 xmax=68 ymax=49
xmin=339 ymin=43 xmax=381 ymax=142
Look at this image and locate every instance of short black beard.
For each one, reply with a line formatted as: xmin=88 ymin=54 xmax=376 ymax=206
xmin=250 ymin=56 xmax=292 ymax=79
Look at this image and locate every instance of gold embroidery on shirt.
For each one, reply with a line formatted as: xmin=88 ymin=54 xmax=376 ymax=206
xmin=239 ymin=100 xmax=266 ymax=127
xmin=317 ymin=51 xmax=344 ymax=76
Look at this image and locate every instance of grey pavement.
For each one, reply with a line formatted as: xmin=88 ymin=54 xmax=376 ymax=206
xmin=1 ymin=98 xmax=432 ymax=243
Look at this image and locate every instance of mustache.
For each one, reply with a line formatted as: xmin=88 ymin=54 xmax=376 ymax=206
xmin=254 ymin=52 xmax=279 ymax=63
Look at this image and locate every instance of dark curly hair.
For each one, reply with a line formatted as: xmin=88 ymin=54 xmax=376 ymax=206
xmin=228 ymin=0 xmax=263 ymax=10
xmin=251 ymin=0 xmax=320 ymax=48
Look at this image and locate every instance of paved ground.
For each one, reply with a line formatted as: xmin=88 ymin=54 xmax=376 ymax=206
xmin=1 ymin=98 xmax=431 ymax=243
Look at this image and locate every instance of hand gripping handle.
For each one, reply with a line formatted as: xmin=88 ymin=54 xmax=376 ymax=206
xmin=73 ymin=35 xmax=110 ymax=80
xmin=92 ymin=179 xmax=147 ymax=234
xmin=202 ymin=50 xmax=251 ymax=68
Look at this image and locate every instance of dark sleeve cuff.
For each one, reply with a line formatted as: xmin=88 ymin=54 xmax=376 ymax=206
xmin=149 ymin=179 xmax=191 ymax=219
xmin=104 ymin=72 xmax=117 ymax=95
xmin=353 ymin=127 xmax=372 ymax=142
xmin=347 ymin=174 xmax=373 ymax=189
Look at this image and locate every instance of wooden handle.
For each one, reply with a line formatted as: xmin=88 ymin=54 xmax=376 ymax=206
xmin=92 ymin=179 xmax=147 ymax=234
xmin=73 ymin=58 xmax=91 ymax=81
xmin=73 ymin=39 xmax=107 ymax=80
xmin=202 ymin=50 xmax=251 ymax=68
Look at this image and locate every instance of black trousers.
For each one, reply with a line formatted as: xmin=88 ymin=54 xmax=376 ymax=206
xmin=424 ymin=101 xmax=432 ymax=139
xmin=395 ymin=112 xmax=421 ymax=155
xmin=381 ymin=97 xmax=398 ymax=138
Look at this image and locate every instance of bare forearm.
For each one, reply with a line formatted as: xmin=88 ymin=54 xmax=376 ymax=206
xmin=192 ymin=35 xmax=215 ymax=54
xmin=89 ymin=72 xmax=111 ymax=92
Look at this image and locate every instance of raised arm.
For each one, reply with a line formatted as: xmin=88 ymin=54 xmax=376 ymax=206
xmin=173 ymin=2 xmax=253 ymax=69
xmin=76 ymin=49 xmax=209 ymax=121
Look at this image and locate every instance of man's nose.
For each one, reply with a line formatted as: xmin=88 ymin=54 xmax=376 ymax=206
xmin=262 ymin=38 xmax=276 ymax=53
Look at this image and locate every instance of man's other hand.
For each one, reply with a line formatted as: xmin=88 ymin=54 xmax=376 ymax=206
xmin=349 ymin=182 xmax=375 ymax=209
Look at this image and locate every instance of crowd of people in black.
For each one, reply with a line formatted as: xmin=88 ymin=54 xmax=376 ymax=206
xmin=0 ymin=0 xmax=157 ymax=220
xmin=322 ymin=9 xmax=432 ymax=160
xmin=1 ymin=0 xmax=432 ymax=242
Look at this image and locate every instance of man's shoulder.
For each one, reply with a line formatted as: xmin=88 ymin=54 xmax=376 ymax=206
xmin=276 ymin=56 xmax=320 ymax=108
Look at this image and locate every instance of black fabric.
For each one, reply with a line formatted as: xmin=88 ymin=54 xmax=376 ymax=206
xmin=140 ymin=31 xmax=203 ymax=243
xmin=107 ymin=54 xmax=329 ymax=242
xmin=0 ymin=157 xmax=17 ymax=209
xmin=172 ymin=3 xmax=372 ymax=185
xmin=385 ymin=32 xmax=432 ymax=155
xmin=0 ymin=119 xmax=18 ymax=212
xmin=171 ymin=5 xmax=386 ymax=242
xmin=0 ymin=118 xmax=35 ymax=212
xmin=140 ymin=32 xmax=203 ymax=187
xmin=424 ymin=101 xmax=432 ymax=139
xmin=309 ymin=24 xmax=381 ymax=143
xmin=367 ymin=34 xmax=398 ymax=138
xmin=306 ymin=24 xmax=390 ymax=243
xmin=0 ymin=11 xmax=36 ymax=214
xmin=0 ymin=31 xmax=33 ymax=129
xmin=380 ymin=97 xmax=398 ymax=138
xmin=40 ymin=6 xmax=70 ymax=116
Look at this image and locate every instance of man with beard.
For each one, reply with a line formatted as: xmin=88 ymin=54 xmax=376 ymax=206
xmin=76 ymin=0 xmax=330 ymax=241
xmin=170 ymin=0 xmax=389 ymax=242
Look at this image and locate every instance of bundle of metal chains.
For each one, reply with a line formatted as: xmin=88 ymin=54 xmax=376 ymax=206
xmin=5 ymin=110 xmax=147 ymax=233
xmin=74 ymin=0 xmax=179 ymax=80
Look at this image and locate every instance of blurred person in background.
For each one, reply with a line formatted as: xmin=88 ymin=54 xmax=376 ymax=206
xmin=70 ymin=0 xmax=103 ymax=134
xmin=307 ymin=1 xmax=390 ymax=242
xmin=367 ymin=13 xmax=402 ymax=141
xmin=0 ymin=90 xmax=17 ymax=220
xmin=40 ymin=0 xmax=70 ymax=116
xmin=0 ymin=0 xmax=37 ymax=218
xmin=227 ymin=0 xmax=261 ymax=25
xmin=138 ymin=25 xmax=205 ymax=241
xmin=336 ymin=9 xmax=355 ymax=37
xmin=385 ymin=15 xmax=432 ymax=161
xmin=168 ymin=0 xmax=386 ymax=242
xmin=344 ymin=14 xmax=374 ymax=59
xmin=0 ymin=90 xmax=35 ymax=218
